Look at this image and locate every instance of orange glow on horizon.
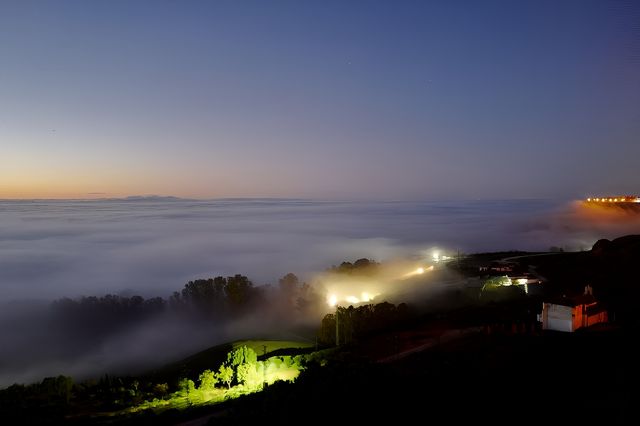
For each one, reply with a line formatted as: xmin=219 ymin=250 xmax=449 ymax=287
xmin=584 ymin=195 xmax=640 ymax=204
xmin=0 ymin=172 xmax=220 ymax=200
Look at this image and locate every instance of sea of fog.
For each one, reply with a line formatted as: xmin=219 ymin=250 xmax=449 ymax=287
xmin=0 ymin=198 xmax=631 ymax=301
xmin=1 ymin=198 xmax=639 ymax=386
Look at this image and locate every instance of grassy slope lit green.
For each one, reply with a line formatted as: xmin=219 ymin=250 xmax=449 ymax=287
xmin=87 ymin=339 xmax=322 ymax=422
xmin=143 ymin=339 xmax=314 ymax=385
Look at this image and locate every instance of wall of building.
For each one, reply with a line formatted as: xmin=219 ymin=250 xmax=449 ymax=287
xmin=586 ymin=311 xmax=607 ymax=327
xmin=542 ymin=303 xmax=573 ymax=332
xmin=572 ymin=305 xmax=583 ymax=331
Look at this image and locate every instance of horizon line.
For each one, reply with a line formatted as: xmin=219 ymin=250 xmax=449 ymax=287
xmin=0 ymin=194 xmax=574 ymax=203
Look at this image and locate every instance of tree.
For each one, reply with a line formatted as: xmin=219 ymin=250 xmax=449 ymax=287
xmin=42 ymin=375 xmax=73 ymax=404
xmin=226 ymin=345 xmax=258 ymax=367
xmin=279 ymin=273 xmax=299 ymax=295
xmin=217 ymin=365 xmax=234 ymax=389
xmin=481 ymin=276 xmax=512 ymax=291
xmin=152 ymin=383 xmax=169 ymax=398
xmin=198 ymin=370 xmax=218 ymax=390
xmin=330 ymin=258 xmax=379 ymax=275
xmin=224 ymin=275 xmax=254 ymax=309
xmin=236 ymin=363 xmax=260 ymax=389
xmin=318 ymin=313 xmax=337 ymax=346
xmin=180 ymin=278 xmax=226 ymax=314
xmin=178 ymin=378 xmax=195 ymax=396
xmin=353 ymin=258 xmax=373 ymax=268
xmin=296 ymin=282 xmax=322 ymax=314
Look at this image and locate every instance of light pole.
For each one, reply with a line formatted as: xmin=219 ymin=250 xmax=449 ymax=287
xmin=335 ymin=305 xmax=340 ymax=346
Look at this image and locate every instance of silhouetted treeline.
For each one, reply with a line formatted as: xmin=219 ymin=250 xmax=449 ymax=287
xmin=329 ymin=257 xmax=380 ymax=275
xmin=168 ymin=275 xmax=264 ymax=318
xmin=52 ymin=295 xmax=166 ymax=338
xmin=582 ymin=235 xmax=640 ymax=323
xmin=48 ymin=257 xmax=385 ymax=336
xmin=276 ymin=272 xmax=325 ymax=318
xmin=318 ymin=301 xmax=409 ymax=346
xmin=50 ymin=274 xmax=268 ymax=333
xmin=0 ymin=375 xmax=73 ymax=424
xmin=47 ymin=267 xmax=408 ymax=357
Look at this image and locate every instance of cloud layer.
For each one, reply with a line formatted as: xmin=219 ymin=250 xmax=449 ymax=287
xmin=1 ymin=198 xmax=614 ymax=301
xmin=1 ymin=198 xmax=639 ymax=386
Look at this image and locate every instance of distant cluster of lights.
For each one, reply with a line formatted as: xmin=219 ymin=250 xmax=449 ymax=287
xmin=327 ymin=250 xmax=454 ymax=308
xmin=402 ymin=265 xmax=434 ymax=279
xmin=327 ymin=292 xmax=379 ymax=307
xmin=432 ymin=251 xmax=452 ymax=263
xmin=586 ymin=196 xmax=640 ymax=203
xmin=491 ymin=276 xmax=534 ymax=294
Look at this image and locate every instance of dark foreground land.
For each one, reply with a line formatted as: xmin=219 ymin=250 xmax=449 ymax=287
xmin=88 ymin=323 xmax=639 ymax=425
xmin=213 ymin=325 xmax=639 ymax=425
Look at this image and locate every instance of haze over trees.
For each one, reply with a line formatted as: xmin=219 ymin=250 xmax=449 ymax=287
xmin=46 ymin=271 xmax=325 ymax=350
xmin=0 ymin=263 xmax=352 ymax=389
xmin=3 ymin=239 xmax=640 ymax=424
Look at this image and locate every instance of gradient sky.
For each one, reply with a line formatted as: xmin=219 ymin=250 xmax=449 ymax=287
xmin=1 ymin=0 xmax=639 ymax=200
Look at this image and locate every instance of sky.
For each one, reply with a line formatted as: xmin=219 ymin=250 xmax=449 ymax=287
xmin=1 ymin=0 xmax=639 ymax=200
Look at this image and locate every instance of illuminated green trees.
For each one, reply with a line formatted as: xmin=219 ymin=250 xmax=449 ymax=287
xmin=122 ymin=344 xmax=318 ymax=414
xmin=222 ymin=345 xmax=260 ymax=388
xmin=198 ymin=370 xmax=218 ymax=390
xmin=178 ymin=378 xmax=195 ymax=398
xmin=217 ymin=365 xmax=233 ymax=389
xmin=226 ymin=345 xmax=257 ymax=367
xmin=480 ymin=276 xmax=525 ymax=302
xmin=482 ymin=276 xmax=512 ymax=290
xmin=237 ymin=363 xmax=261 ymax=389
xmin=196 ymin=346 xmax=262 ymax=391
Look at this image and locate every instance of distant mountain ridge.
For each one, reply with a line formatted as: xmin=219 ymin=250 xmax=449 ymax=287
xmin=115 ymin=195 xmax=191 ymax=202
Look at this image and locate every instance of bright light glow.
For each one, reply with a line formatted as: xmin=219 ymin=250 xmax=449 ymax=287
xmin=517 ymin=278 xmax=527 ymax=285
xmin=432 ymin=251 xmax=440 ymax=262
xmin=402 ymin=265 xmax=433 ymax=279
xmin=328 ymin=294 xmax=337 ymax=307
xmin=361 ymin=292 xmax=377 ymax=302
xmin=345 ymin=295 xmax=359 ymax=304
xmin=585 ymin=196 xmax=640 ymax=203
xmin=326 ymin=291 xmax=379 ymax=307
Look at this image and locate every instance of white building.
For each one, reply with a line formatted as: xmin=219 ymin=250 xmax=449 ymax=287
xmin=540 ymin=286 xmax=607 ymax=332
